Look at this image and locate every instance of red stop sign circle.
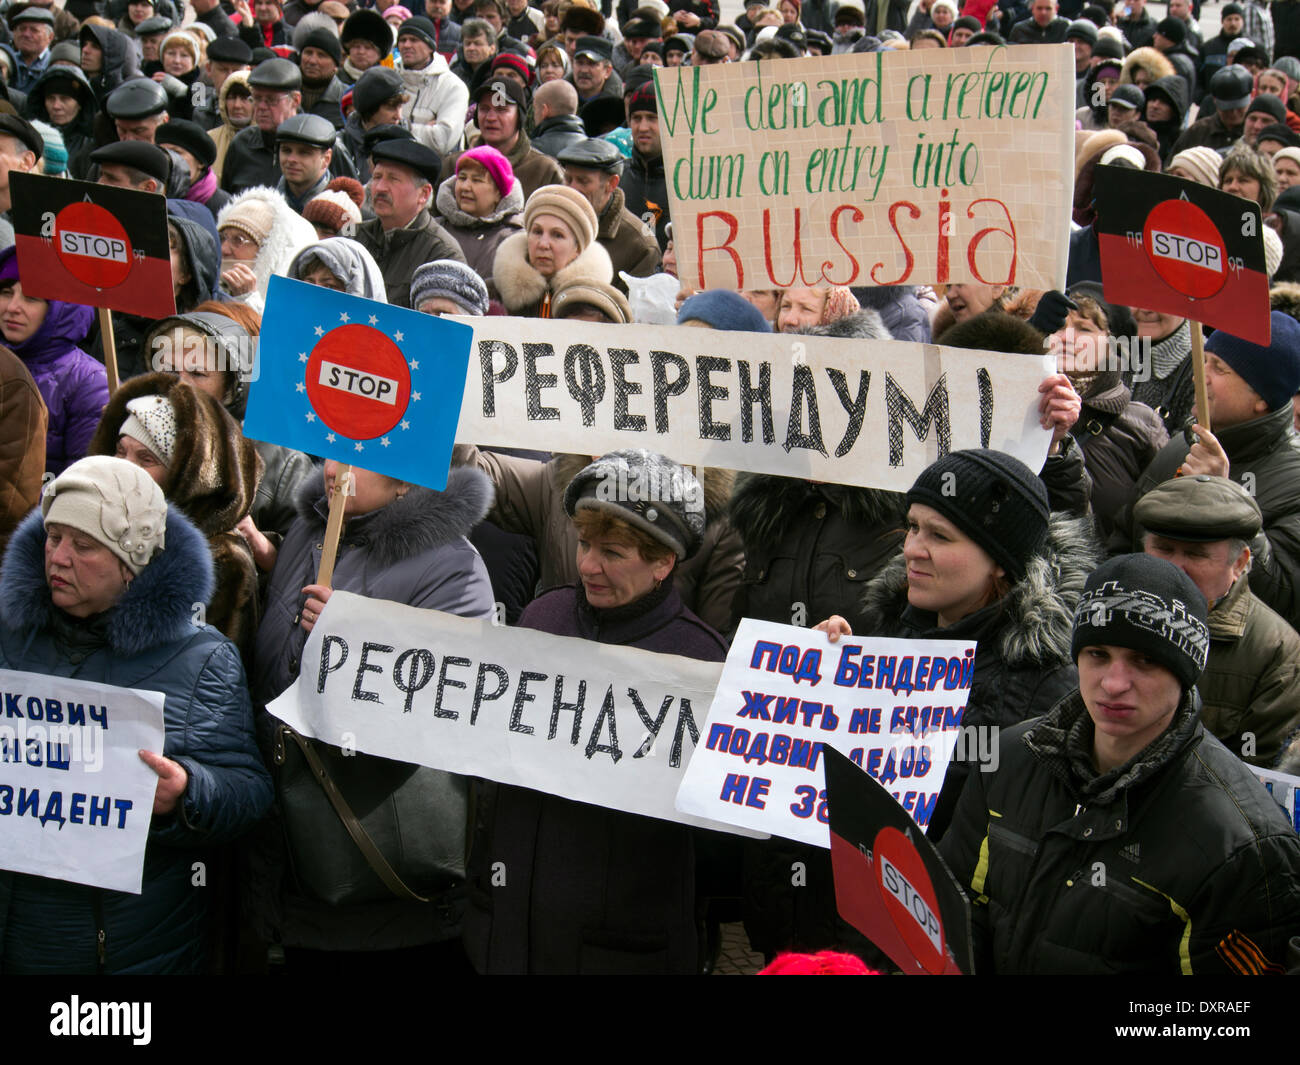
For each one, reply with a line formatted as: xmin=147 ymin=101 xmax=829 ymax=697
xmin=53 ymin=202 xmax=133 ymax=289
xmin=1143 ymin=199 xmax=1228 ymax=299
xmin=874 ymin=825 xmax=946 ymax=974
xmin=305 ymin=324 xmax=411 ymax=438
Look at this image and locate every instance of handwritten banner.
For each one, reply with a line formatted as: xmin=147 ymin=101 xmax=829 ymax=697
xmin=267 ymin=591 xmax=749 ymax=832
xmin=674 ymin=620 xmax=975 ymax=847
xmin=452 ymin=316 xmax=1054 ymax=493
xmin=0 ymin=669 xmax=165 ymax=894
xmin=654 ymin=46 xmax=1075 ymax=292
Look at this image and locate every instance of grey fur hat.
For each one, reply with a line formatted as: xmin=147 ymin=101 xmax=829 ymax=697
xmin=564 ymin=449 xmax=706 ymax=559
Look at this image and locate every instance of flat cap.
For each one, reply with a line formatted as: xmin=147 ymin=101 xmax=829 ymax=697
xmin=9 ymin=5 xmax=53 ymax=27
xmin=1110 ymin=83 xmax=1145 ymax=110
xmin=352 ymin=65 xmax=404 ymax=116
xmin=1135 ymin=475 xmax=1262 ymax=543
xmin=0 ymin=113 xmax=42 ymax=156
xmin=1210 ymin=65 xmax=1253 ymax=108
xmin=134 ymin=15 xmax=172 ymax=36
xmin=90 ymin=140 xmax=171 ymax=185
xmin=277 ymin=112 xmax=335 ymax=147
xmin=249 ymin=57 xmax=302 ymax=91
xmin=370 ymin=136 xmax=441 ymax=183
xmin=361 ymin=122 xmax=414 ymax=157
xmin=106 ymin=77 xmax=169 ymax=119
xmin=558 ymin=136 xmax=624 ymax=172
xmin=207 ymin=36 xmax=253 ymax=64
xmin=154 ymin=118 xmax=217 ymax=168
xmin=574 ymin=34 xmax=613 ymax=61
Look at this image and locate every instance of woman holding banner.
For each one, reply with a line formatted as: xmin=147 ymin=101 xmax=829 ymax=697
xmin=243 ymin=458 xmax=496 ymax=972
xmin=742 ymin=449 xmax=1099 ymax=964
xmin=0 ymin=456 xmax=271 ymax=974
xmin=462 ymin=449 xmax=729 ymax=974
xmin=817 ymin=451 xmax=1099 ymax=837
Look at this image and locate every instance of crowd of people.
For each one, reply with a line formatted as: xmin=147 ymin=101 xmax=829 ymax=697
xmin=0 ymin=0 xmax=1298 ymax=977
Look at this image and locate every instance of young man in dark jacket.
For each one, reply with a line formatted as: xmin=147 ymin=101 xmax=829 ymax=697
xmin=939 ymin=553 xmax=1300 ymax=974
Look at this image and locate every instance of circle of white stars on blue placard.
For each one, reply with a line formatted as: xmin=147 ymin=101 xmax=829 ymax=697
xmin=296 ymin=304 xmax=425 ymax=454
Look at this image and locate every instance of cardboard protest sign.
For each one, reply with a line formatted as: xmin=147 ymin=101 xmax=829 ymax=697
xmin=267 ymin=591 xmax=750 ymax=833
xmin=10 ymin=172 xmax=175 ymax=319
xmin=1255 ymin=766 xmax=1300 ymax=834
xmin=244 ymin=276 xmax=473 ymax=490
xmin=674 ymin=620 xmax=976 ymax=846
xmin=823 ymin=745 xmax=973 ymax=975
xmin=654 ymin=46 xmax=1075 ymax=292
xmin=0 ymin=669 xmax=165 ymax=894
xmin=1093 ymin=167 xmax=1270 ymax=346
xmin=453 ymin=316 xmax=1054 ymax=493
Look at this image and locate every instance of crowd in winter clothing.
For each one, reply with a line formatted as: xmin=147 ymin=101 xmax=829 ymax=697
xmin=0 ymin=0 xmax=1299 ymax=979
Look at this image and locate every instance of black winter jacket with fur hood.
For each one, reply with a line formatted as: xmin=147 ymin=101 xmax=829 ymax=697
xmin=742 ymin=514 xmax=1103 ymax=960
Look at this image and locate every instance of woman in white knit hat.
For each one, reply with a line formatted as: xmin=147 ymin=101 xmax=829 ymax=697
xmin=1273 ymin=146 xmax=1300 ymax=192
xmin=1166 ymin=145 xmax=1222 ymax=187
xmin=492 ymin=184 xmax=613 ymax=317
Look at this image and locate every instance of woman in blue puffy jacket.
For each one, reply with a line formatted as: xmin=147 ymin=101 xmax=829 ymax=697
xmin=0 ymin=456 xmax=272 ymax=974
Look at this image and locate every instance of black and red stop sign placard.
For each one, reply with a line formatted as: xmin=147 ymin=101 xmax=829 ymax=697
xmin=1093 ymin=167 xmax=1270 ymax=346
xmin=824 ymin=745 xmax=973 ymax=975
xmin=10 ymin=172 xmax=174 ymax=319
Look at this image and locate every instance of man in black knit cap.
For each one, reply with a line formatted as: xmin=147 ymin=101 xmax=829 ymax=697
xmin=940 ymin=553 xmax=1300 ymax=974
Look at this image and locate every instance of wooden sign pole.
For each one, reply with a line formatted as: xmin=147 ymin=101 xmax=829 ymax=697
xmin=98 ymin=306 xmax=119 ymax=395
xmin=315 ymin=465 xmax=352 ymax=587
xmin=1190 ymin=320 xmax=1211 ymax=430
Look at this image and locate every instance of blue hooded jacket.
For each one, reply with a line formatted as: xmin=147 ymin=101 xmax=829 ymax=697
xmin=0 ymin=505 xmax=272 ymax=974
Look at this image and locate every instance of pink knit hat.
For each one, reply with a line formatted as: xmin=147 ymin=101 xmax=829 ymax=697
xmin=457 ymin=145 xmax=515 ymax=200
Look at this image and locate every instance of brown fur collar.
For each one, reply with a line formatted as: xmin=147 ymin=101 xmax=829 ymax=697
xmin=89 ymin=372 xmax=263 ymax=537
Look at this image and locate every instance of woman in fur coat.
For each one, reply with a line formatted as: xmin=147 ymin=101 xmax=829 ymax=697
xmin=87 ymin=373 xmax=264 ymax=662
xmin=493 ymin=184 xmax=613 ymax=318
